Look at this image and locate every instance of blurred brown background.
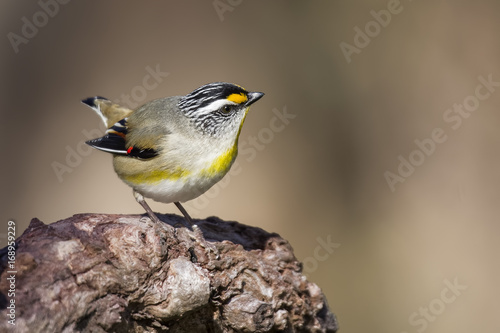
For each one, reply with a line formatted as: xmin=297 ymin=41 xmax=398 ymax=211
xmin=2 ymin=1 xmax=499 ymax=332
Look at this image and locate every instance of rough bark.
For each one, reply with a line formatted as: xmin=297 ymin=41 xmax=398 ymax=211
xmin=0 ymin=213 xmax=338 ymax=332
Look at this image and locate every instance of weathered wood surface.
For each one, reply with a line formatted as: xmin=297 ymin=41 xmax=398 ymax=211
xmin=0 ymin=213 xmax=338 ymax=332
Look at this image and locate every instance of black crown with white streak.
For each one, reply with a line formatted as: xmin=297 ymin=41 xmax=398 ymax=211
xmin=178 ymin=82 xmax=248 ymax=117
xmin=178 ymin=82 xmax=263 ymax=137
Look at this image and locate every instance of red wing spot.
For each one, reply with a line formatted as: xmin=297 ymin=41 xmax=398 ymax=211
xmin=127 ymin=147 xmax=133 ymax=155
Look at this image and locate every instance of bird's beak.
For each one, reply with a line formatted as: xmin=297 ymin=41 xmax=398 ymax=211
xmin=245 ymin=92 xmax=265 ymax=106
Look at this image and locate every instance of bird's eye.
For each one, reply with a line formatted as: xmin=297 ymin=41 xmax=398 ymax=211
xmin=221 ymin=105 xmax=233 ymax=114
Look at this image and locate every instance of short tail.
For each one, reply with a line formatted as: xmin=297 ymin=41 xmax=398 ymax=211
xmin=81 ymin=96 xmax=133 ymax=128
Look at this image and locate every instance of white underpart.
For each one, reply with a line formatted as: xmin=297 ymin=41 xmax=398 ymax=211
xmin=132 ymin=175 xmax=222 ymax=204
xmin=130 ymin=145 xmax=232 ymax=204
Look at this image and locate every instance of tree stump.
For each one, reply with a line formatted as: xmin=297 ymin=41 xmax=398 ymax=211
xmin=0 ymin=213 xmax=338 ymax=332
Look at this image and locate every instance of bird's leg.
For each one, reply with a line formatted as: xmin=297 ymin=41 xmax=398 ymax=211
xmin=174 ymin=201 xmax=194 ymax=229
xmin=174 ymin=202 xmax=216 ymax=255
xmin=133 ymin=190 xmax=162 ymax=224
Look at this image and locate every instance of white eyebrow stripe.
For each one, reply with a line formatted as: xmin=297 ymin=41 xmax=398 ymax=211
xmin=195 ymin=99 xmax=237 ymax=115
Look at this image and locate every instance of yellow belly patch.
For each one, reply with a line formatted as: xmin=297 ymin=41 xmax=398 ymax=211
xmin=121 ymin=142 xmax=239 ymax=186
xmin=201 ymin=145 xmax=237 ymax=177
xmin=123 ymin=167 xmax=190 ymax=185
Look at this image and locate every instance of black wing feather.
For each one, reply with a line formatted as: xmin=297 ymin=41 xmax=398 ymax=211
xmin=85 ymin=118 xmax=158 ymax=159
xmin=85 ymin=133 xmax=128 ymax=155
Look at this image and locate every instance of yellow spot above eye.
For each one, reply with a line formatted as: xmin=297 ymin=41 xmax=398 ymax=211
xmin=226 ymin=93 xmax=248 ymax=104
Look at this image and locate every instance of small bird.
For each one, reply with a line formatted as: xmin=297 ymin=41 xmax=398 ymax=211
xmin=83 ymin=82 xmax=264 ymax=226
